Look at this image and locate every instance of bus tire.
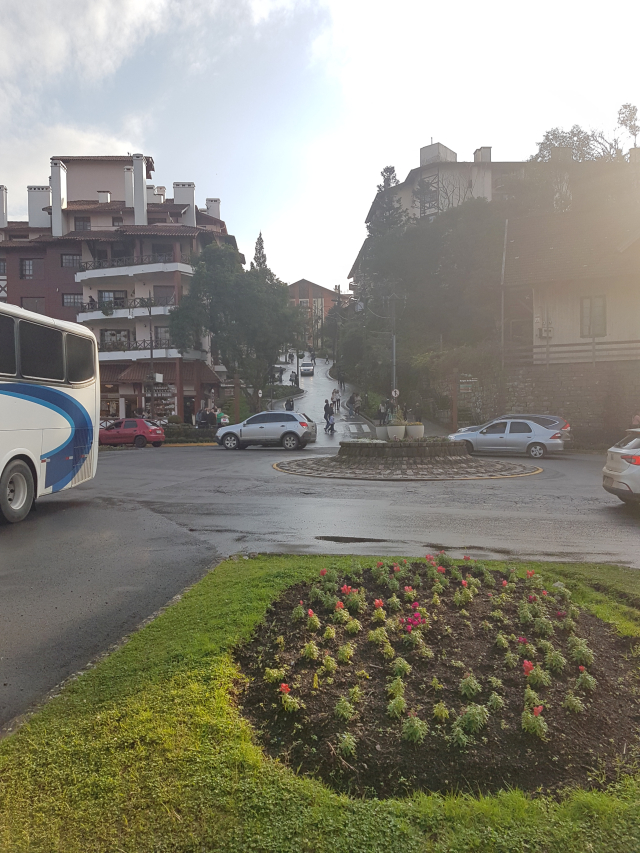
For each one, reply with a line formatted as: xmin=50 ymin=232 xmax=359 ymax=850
xmin=134 ymin=435 xmax=147 ymax=448
xmin=0 ymin=459 xmax=35 ymax=524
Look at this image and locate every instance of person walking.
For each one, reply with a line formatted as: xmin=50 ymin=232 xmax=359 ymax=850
xmin=290 ymin=370 xmax=297 ymax=386
xmin=414 ymin=401 xmax=423 ymax=424
xmin=346 ymin=393 xmax=355 ymax=418
xmin=354 ymin=393 xmax=362 ymax=416
xmin=335 ymin=387 xmax=341 ymax=410
xmin=331 ymin=388 xmax=338 ymax=411
xmin=323 ymin=399 xmax=332 ymax=432
xmin=195 ymin=406 xmax=208 ymax=429
xmin=325 ymin=354 xmax=330 ymax=364
xmin=328 ymin=412 xmax=335 ymax=434
xmin=338 ymin=372 xmax=346 ymax=391
xmin=377 ymin=401 xmax=386 ymax=426
xmin=285 ymin=397 xmax=294 ymax=411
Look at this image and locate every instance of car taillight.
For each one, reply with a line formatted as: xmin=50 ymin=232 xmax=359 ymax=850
xmin=621 ymin=454 xmax=640 ymax=466
xmin=298 ymin=422 xmax=308 ymax=428
xmin=550 ymin=433 xmax=563 ymax=440
xmin=561 ymin=423 xmax=570 ymax=430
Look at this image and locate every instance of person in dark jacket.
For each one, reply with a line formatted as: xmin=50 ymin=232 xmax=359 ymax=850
xmin=323 ymin=399 xmax=332 ymax=432
xmin=285 ymin=398 xmax=294 ymax=411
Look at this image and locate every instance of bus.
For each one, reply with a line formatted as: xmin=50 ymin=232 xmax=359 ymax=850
xmin=0 ymin=303 xmax=99 ymax=523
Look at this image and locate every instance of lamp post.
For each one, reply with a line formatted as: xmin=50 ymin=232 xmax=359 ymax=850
xmin=145 ymin=293 xmax=156 ymax=419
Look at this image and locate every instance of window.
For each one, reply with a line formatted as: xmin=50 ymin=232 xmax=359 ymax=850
xmin=62 ymin=293 xmax=83 ymax=308
xmin=19 ymin=320 xmax=64 ymax=381
xmin=483 ymin=421 xmax=507 ymax=434
xmin=509 ymin=421 xmax=533 ymax=434
xmin=0 ymin=314 xmax=16 ymax=375
xmin=153 ymin=284 xmax=174 ymax=303
xmin=21 ymin=296 xmax=45 ymax=314
xmin=20 ymin=259 xmax=33 ymax=279
xmin=155 ymin=326 xmax=171 ymax=345
xmin=123 ymin=419 xmax=138 ymax=429
xmin=61 ymin=254 xmax=81 ymax=268
xmin=280 ymin=413 xmax=297 ymax=422
xmin=245 ymin=414 xmax=269 ymax=425
xmin=98 ymin=290 xmax=127 ymax=307
xmin=0 ymin=260 xmax=6 ymax=275
xmin=151 ymin=243 xmax=173 ymax=260
xmin=112 ymin=216 xmax=123 ymax=226
xmin=581 ymin=296 xmax=606 ymax=337
xmin=298 ymin=299 xmax=309 ymax=307
xmin=100 ymin=329 xmax=130 ymax=345
xmin=74 ymin=217 xmax=91 ymax=231
xmin=66 ymin=334 xmax=94 ymax=382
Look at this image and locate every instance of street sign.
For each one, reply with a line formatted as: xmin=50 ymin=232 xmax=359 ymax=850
xmin=392 ymin=389 xmax=399 ymax=398
xmin=258 ymin=390 xmax=263 ymax=397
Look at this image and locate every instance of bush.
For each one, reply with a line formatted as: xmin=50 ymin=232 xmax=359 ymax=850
xmin=402 ymin=714 xmax=429 ymax=743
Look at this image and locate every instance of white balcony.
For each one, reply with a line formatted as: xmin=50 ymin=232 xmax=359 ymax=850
xmin=97 ymin=342 xmax=207 ymax=363
xmin=77 ymin=296 xmax=175 ymax=322
xmin=75 ymin=253 xmax=193 ymax=284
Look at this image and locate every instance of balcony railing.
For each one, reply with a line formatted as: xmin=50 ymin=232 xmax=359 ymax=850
xmin=504 ymin=338 xmax=640 ymax=366
xmin=98 ymin=338 xmax=175 ymax=353
xmin=79 ymin=252 xmax=192 ymax=272
xmin=80 ymin=295 xmax=176 ymax=313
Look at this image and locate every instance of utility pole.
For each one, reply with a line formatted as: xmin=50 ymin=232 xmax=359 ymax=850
xmin=147 ymin=294 xmax=155 ymax=419
xmin=234 ymin=372 xmax=240 ymax=423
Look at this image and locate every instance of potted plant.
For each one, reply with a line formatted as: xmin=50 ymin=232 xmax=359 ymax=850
xmin=406 ymin=421 xmax=425 ymax=439
xmin=386 ymin=418 xmax=406 ymax=441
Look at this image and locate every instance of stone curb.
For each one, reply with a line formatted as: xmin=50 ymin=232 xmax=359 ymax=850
xmin=272 ymin=457 xmax=542 ymax=481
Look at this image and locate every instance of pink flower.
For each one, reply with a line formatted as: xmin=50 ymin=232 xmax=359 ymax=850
xmin=403 ymin=560 xmax=407 ymax=565
xmin=557 ymin=611 xmax=566 ymax=618
xmin=406 ymin=625 xmax=413 ymax=633
xmin=542 ymin=590 xmax=548 ymax=596
xmin=280 ymin=683 xmax=290 ymax=694
xmin=411 ymin=602 xmax=419 ymax=609
xmin=439 ymin=550 xmax=445 ymax=555
xmin=376 ymin=561 xmax=384 ymax=568
xmin=299 ymin=600 xmax=303 ymax=605
xmin=308 ymin=609 xmax=314 ymax=617
xmin=404 ymin=586 xmax=413 ymax=592
xmin=436 ymin=566 xmax=446 ymax=574
xmin=533 ymin=705 xmax=543 ymax=717
xmin=488 ymin=593 xmax=493 ymax=597
xmin=523 ymin=660 xmax=534 ymax=676
xmin=528 ymin=594 xmax=537 ymax=602
xmin=340 ymin=584 xmax=352 ymax=595
xmin=335 ymin=601 xmax=344 ymax=610
xmin=518 ymin=636 xmax=528 ymax=644
xmin=463 ymin=555 xmax=471 ymax=561
xmin=502 ymin=580 xmax=508 ymax=587
xmin=374 ymin=599 xmax=384 ymax=609
xmin=393 ymin=565 xmax=401 ymax=572
xmin=320 ymin=568 xmax=327 ymax=577
xmin=578 ymin=665 xmax=585 ymax=672
xmin=526 ymin=570 xmax=535 ymax=578
xmin=425 ymin=554 xmax=433 ymax=560
xmin=461 ymin=580 xmax=468 ymax=588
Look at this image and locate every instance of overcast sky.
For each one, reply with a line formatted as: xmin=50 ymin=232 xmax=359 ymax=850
xmin=1 ymin=0 xmax=638 ymax=286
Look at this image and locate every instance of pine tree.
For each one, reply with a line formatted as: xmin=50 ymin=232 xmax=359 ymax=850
xmin=251 ymin=232 xmax=268 ymax=271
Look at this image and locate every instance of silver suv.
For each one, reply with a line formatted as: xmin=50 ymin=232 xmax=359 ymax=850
xmin=216 ymin=411 xmax=316 ymax=450
xmin=449 ymin=417 xmax=565 ymax=459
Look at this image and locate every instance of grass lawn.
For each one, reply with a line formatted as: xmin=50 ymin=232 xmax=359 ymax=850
xmin=1 ymin=555 xmax=640 ymax=852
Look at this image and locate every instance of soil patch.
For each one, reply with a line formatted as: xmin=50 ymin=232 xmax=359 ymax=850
xmin=236 ymin=558 xmax=640 ymax=798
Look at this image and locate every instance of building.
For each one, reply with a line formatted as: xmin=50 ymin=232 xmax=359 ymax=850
xmin=288 ymin=279 xmax=339 ymax=349
xmin=0 ymin=154 xmax=243 ymax=421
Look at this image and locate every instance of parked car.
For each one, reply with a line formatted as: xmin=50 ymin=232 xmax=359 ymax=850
xmin=299 ymin=361 xmax=315 ymax=376
xmin=448 ymin=417 xmax=565 ymax=459
xmin=456 ymin=414 xmax=571 ymax=437
xmin=99 ymin=418 xmax=165 ymax=448
xmin=216 ymin=411 xmax=316 ymax=450
xmin=602 ymin=429 xmax=640 ymax=503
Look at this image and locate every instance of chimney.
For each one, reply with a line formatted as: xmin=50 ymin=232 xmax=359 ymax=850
xmin=124 ymin=166 xmax=134 ymax=207
xmin=0 ymin=186 xmax=7 ymax=228
xmin=50 ymin=159 xmax=68 ymax=237
xmin=154 ymin=186 xmax=166 ymax=203
xmin=473 ymin=147 xmax=492 ymax=163
xmin=146 ymin=184 xmax=156 ymax=204
xmin=28 ymin=186 xmax=52 ymax=227
xmin=173 ymin=182 xmax=196 ymax=227
xmin=97 ymin=190 xmax=111 ymax=204
xmin=133 ymin=153 xmax=147 ymax=225
xmin=205 ymin=197 xmax=221 ymax=219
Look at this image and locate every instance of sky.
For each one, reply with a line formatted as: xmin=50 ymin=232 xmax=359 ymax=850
xmin=1 ymin=0 xmax=639 ymax=287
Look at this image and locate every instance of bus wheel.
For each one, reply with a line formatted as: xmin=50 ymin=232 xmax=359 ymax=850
xmin=0 ymin=460 xmax=34 ymax=524
xmin=134 ymin=435 xmax=147 ymax=448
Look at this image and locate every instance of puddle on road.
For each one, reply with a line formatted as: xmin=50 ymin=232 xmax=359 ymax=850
xmin=316 ymin=535 xmax=389 ymax=544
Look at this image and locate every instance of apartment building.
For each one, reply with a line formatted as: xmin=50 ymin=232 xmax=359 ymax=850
xmin=0 ymin=154 xmax=242 ymax=421
xmin=288 ymin=279 xmax=338 ymax=349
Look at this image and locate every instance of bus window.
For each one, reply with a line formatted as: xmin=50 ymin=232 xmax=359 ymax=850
xmin=19 ymin=321 xmax=64 ymax=381
xmin=0 ymin=314 xmax=16 ymax=375
xmin=66 ymin=333 xmax=94 ymax=383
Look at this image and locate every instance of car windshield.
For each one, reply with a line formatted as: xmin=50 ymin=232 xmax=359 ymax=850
xmin=614 ymin=432 xmax=640 ymax=449
xmin=144 ymin=420 xmax=160 ymax=428
xmin=302 ymin=413 xmax=313 ymax=422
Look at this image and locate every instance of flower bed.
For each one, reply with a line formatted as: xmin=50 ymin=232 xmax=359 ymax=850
xmin=338 ymin=439 xmax=465 ymax=460
xmin=236 ymin=555 xmax=640 ymax=798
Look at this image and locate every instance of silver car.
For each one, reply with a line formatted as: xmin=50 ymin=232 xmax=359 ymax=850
xmin=448 ymin=417 xmax=565 ymax=459
xmin=602 ymin=429 xmax=640 ymax=503
xmin=216 ymin=411 xmax=317 ymax=450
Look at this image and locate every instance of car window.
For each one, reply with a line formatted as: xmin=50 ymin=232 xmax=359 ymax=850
xmin=144 ymin=420 xmax=160 ymax=428
xmin=279 ymin=413 xmax=297 ymax=422
xmin=246 ymin=414 xmax=269 ymax=425
xmin=527 ymin=416 xmax=556 ymax=427
xmin=483 ymin=421 xmax=507 ymax=434
xmin=109 ymin=421 xmax=122 ymax=430
xmin=302 ymin=413 xmax=313 ymax=422
xmin=614 ymin=433 xmax=640 ymax=449
xmin=123 ymin=419 xmax=138 ymax=429
xmin=509 ymin=421 xmax=533 ymax=434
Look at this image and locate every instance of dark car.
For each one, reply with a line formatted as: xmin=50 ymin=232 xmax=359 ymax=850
xmin=99 ymin=418 xmax=165 ymax=448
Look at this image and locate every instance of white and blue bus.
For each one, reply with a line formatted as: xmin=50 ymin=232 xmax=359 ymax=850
xmin=0 ymin=303 xmax=99 ymax=523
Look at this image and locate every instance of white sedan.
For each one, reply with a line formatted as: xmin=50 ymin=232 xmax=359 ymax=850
xmin=602 ymin=429 xmax=640 ymax=503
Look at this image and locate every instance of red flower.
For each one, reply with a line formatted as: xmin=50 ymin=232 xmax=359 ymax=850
xmin=518 ymin=636 xmax=528 ymax=644
xmin=335 ymin=601 xmax=344 ymax=610
xmin=436 ymin=566 xmax=446 ymax=574
xmin=461 ymin=580 xmax=468 ymax=588
xmin=299 ymin=600 xmax=304 ymax=605
xmin=279 ymin=683 xmax=290 ymax=694
xmin=320 ymin=568 xmax=327 ymax=577
xmin=557 ymin=611 xmax=566 ymax=618
xmin=523 ymin=660 xmax=534 ymax=676
xmin=528 ymin=594 xmax=537 ymax=602
xmin=502 ymin=580 xmax=508 ymax=587
xmin=526 ymin=570 xmax=535 ymax=578
xmin=308 ymin=609 xmax=314 ymax=617
xmin=376 ymin=561 xmax=384 ymax=568
xmin=393 ymin=565 xmax=401 ymax=572
xmin=404 ymin=586 xmax=413 ymax=592
xmin=425 ymin=554 xmax=433 ymax=560
xmin=340 ymin=584 xmax=353 ymax=595
xmin=533 ymin=705 xmax=543 ymax=717
xmin=411 ymin=601 xmax=419 ymax=609
xmin=374 ymin=599 xmax=384 ymax=608
xmin=578 ymin=665 xmax=585 ymax=672
xmin=406 ymin=625 xmax=413 ymax=633
xmin=542 ymin=590 xmax=548 ymax=596
xmin=439 ymin=550 xmax=445 ymax=555
xmin=463 ymin=555 xmax=471 ymax=561
xmin=488 ymin=593 xmax=493 ymax=597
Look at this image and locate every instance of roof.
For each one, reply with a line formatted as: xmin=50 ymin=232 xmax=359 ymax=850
xmin=504 ymin=207 xmax=640 ymax=287
xmin=115 ymin=361 xmax=222 ymax=384
xmin=41 ymin=200 xmax=188 ymax=213
xmin=288 ymin=279 xmax=338 ymax=297
xmin=53 ymin=155 xmax=155 ymax=177
xmin=117 ymin=225 xmax=202 ymax=237
xmin=196 ymin=209 xmax=226 ymax=232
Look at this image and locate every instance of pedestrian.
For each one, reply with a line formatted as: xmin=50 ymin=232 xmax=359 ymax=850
xmin=338 ymin=371 xmax=346 ymax=391
xmin=285 ymin=397 xmax=294 ymax=411
xmin=289 ymin=351 xmax=294 ymax=364
xmin=323 ymin=399 xmax=332 ymax=432
xmin=325 ymin=354 xmax=330 ymax=364
xmin=335 ymin=387 xmax=341 ymax=410
xmin=206 ymin=407 xmax=217 ymax=432
xmin=290 ymin=370 xmax=297 ymax=386
xmin=311 ymin=351 xmax=316 ymax=365
xmin=195 ymin=406 xmax=208 ymax=429
xmin=354 ymin=393 xmax=362 ymax=416
xmin=346 ymin=393 xmax=355 ymax=418
xmin=328 ymin=413 xmax=335 ymax=434
xmin=377 ymin=401 xmax=386 ymax=426
xmin=414 ymin=402 xmax=423 ymax=424
xmin=331 ymin=388 xmax=338 ymax=411
xmin=633 ymin=410 xmax=640 ymax=427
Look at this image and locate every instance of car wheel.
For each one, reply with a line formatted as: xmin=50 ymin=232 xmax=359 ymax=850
xmin=152 ymin=442 xmax=163 ymax=447
xmin=134 ymin=435 xmax=147 ymax=448
xmin=0 ymin=459 xmax=34 ymax=524
xmin=527 ymin=442 xmax=546 ymax=459
xmin=282 ymin=433 xmax=300 ymax=450
xmin=464 ymin=440 xmax=474 ymax=455
xmin=223 ymin=433 xmax=239 ymax=450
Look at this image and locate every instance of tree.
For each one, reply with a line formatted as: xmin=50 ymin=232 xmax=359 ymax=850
xmin=367 ymin=166 xmax=410 ymax=239
xmin=170 ymin=241 xmax=303 ymax=411
xmin=618 ymin=103 xmax=639 ymax=147
xmin=251 ymin=231 xmax=268 ymax=271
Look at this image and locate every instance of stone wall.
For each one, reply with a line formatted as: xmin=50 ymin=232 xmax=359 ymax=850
xmin=434 ymin=359 xmax=640 ymax=447
xmin=338 ymin=440 xmax=467 ymax=459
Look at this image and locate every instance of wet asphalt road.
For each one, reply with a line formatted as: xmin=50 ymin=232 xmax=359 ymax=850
xmin=1 ymin=364 xmax=639 ymax=731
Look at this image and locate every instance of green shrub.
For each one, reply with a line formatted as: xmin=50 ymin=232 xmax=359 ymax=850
xmin=567 ymin=636 xmax=594 ymax=666
xmin=335 ymin=697 xmax=356 ymax=721
xmin=576 ymin=670 xmax=597 ymax=692
xmin=402 ymin=714 xmax=429 ymax=743
xmin=386 ymin=677 xmax=405 ymax=699
xmin=522 ymin=707 xmax=548 ymax=738
xmin=527 ymin=665 xmax=552 ymax=689
xmin=345 ymin=618 xmax=362 ymax=635
xmin=392 ymin=657 xmax=411 ymax=678
xmin=322 ymin=655 xmax=337 ymax=675
xmin=301 ymin=641 xmax=320 ymax=661
xmin=459 ymin=703 xmax=489 ymax=733
xmin=263 ymin=667 xmax=286 ymax=683
xmin=563 ymin=691 xmax=585 ymax=713
xmin=459 ymin=672 xmax=482 ymax=700
xmin=433 ymin=701 xmax=449 ymax=722
xmin=368 ymin=627 xmax=388 ymax=645
xmin=487 ymin=691 xmax=505 ymax=712
xmin=337 ymin=643 xmax=354 ymax=664
xmin=387 ymin=695 xmax=407 ymax=718
xmin=495 ymin=633 xmax=509 ymax=650
xmin=545 ymin=649 xmax=567 ymax=673
xmin=323 ymin=625 xmax=336 ymax=642
xmin=348 ymin=684 xmax=364 ymax=704
xmin=337 ymin=732 xmax=357 ymax=757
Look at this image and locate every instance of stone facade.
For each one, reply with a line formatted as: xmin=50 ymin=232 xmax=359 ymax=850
xmin=338 ymin=440 xmax=466 ymax=459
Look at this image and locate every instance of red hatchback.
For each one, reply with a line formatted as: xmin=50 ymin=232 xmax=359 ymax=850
xmin=99 ymin=418 xmax=165 ymax=448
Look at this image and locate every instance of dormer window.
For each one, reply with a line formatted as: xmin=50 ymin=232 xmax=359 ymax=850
xmin=74 ymin=217 xmax=91 ymax=231
xmin=112 ymin=216 xmax=123 ymax=226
